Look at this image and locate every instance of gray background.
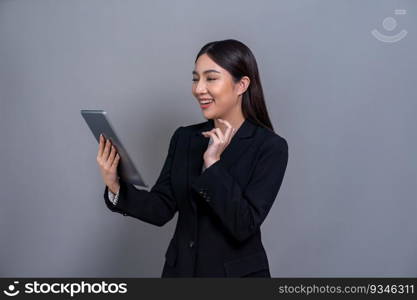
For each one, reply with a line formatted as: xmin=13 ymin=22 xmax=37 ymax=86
xmin=1 ymin=0 xmax=416 ymax=277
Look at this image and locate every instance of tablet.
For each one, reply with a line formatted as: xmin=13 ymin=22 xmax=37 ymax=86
xmin=81 ymin=109 xmax=148 ymax=188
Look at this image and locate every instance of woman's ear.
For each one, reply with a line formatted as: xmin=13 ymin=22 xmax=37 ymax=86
xmin=237 ymin=76 xmax=250 ymax=96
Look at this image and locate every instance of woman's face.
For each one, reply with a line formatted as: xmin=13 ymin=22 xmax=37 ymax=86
xmin=192 ymin=53 xmax=248 ymax=120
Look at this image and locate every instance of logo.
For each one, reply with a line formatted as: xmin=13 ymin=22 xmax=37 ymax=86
xmin=371 ymin=9 xmax=408 ymax=43
xmin=2 ymin=280 xmax=128 ymax=297
xmin=3 ymin=281 xmax=20 ymax=297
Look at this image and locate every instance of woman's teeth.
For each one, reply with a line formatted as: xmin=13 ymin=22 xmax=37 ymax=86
xmin=200 ymin=99 xmax=214 ymax=104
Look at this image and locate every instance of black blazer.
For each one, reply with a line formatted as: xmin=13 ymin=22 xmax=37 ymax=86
xmin=103 ymin=118 xmax=288 ymax=277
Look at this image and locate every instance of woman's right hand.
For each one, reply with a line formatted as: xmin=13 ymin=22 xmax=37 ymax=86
xmin=97 ymin=134 xmax=121 ymax=194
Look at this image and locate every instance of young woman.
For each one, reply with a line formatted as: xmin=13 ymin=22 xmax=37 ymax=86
xmin=97 ymin=39 xmax=288 ymax=277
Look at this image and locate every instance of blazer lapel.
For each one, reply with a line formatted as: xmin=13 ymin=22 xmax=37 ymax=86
xmin=187 ymin=118 xmax=257 ymax=213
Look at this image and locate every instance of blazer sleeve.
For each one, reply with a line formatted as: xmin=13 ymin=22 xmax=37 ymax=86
xmin=191 ymin=136 xmax=288 ymax=242
xmin=103 ymin=126 xmax=182 ymax=226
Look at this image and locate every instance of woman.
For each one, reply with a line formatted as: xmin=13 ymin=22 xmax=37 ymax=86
xmin=96 ymin=39 xmax=288 ymax=277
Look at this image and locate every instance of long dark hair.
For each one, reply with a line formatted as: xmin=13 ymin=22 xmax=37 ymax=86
xmin=195 ymin=39 xmax=275 ymax=132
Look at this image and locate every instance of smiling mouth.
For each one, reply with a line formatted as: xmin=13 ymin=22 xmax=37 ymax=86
xmin=199 ymin=98 xmax=214 ymax=109
xmin=200 ymin=101 xmax=213 ymax=109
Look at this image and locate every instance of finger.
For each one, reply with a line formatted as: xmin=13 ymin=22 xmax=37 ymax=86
xmin=202 ymin=128 xmax=216 ymax=137
xmin=205 ymin=131 xmax=220 ymax=144
xmin=106 ymin=145 xmax=117 ymax=168
xmin=201 ymin=130 xmax=212 ymax=136
xmin=111 ymin=153 xmax=120 ymax=171
xmin=217 ymin=119 xmax=233 ymax=142
xmin=98 ymin=134 xmax=104 ymax=157
xmin=103 ymin=138 xmax=112 ymax=161
xmin=229 ymin=128 xmax=236 ymax=141
xmin=214 ymin=128 xmax=225 ymax=143
xmin=217 ymin=118 xmax=232 ymax=129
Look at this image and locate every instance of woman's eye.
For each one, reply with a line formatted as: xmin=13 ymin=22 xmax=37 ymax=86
xmin=192 ymin=78 xmax=216 ymax=82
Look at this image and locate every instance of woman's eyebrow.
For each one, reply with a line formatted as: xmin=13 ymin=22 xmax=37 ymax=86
xmin=192 ymin=69 xmax=221 ymax=75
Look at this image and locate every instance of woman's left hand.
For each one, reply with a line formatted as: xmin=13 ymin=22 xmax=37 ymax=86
xmin=201 ymin=119 xmax=236 ymax=168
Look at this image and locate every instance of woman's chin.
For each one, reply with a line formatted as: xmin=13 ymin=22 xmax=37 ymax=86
xmin=202 ymin=111 xmax=215 ymax=119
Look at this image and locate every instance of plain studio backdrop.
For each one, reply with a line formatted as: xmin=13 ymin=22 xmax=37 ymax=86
xmin=0 ymin=0 xmax=416 ymax=277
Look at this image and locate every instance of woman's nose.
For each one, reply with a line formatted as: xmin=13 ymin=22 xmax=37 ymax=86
xmin=195 ymin=80 xmax=207 ymax=94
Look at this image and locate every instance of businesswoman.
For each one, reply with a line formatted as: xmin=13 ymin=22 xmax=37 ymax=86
xmin=97 ymin=39 xmax=288 ymax=277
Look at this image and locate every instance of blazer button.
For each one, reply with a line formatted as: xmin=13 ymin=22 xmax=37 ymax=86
xmin=189 ymin=240 xmax=195 ymax=248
